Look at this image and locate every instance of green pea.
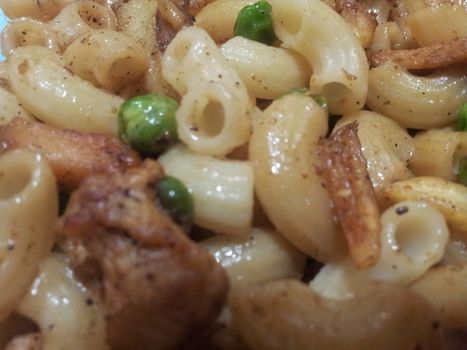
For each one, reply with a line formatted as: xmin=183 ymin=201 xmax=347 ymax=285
xmin=459 ymin=157 xmax=467 ymax=186
xmin=156 ymin=176 xmax=194 ymax=231
xmin=457 ymin=102 xmax=467 ymax=131
xmin=118 ymin=95 xmax=178 ymax=156
xmin=234 ymin=0 xmax=277 ymax=45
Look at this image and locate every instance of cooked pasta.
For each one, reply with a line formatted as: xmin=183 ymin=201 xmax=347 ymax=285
xmin=0 ymin=0 xmax=74 ymax=21
xmin=1 ymin=18 xmax=60 ymax=56
xmin=0 ymin=150 xmax=57 ymax=322
xmin=162 ymin=26 xmax=253 ymax=156
xmin=63 ymin=29 xmax=149 ymax=91
xmin=249 ymin=93 xmax=345 ymax=262
xmin=159 ymin=144 xmax=254 ymax=236
xmin=195 ymin=0 xmax=255 ymax=43
xmin=367 ymin=62 xmax=467 ymax=129
xmin=17 ymin=254 xmax=109 ymax=350
xmin=7 ymin=46 xmax=121 ymax=134
xmin=220 ymin=36 xmax=311 ymax=99
xmin=48 ymin=1 xmax=117 ymax=49
xmin=409 ymin=128 xmax=467 ymax=181
xmin=199 ymin=227 xmax=306 ymax=288
xmin=271 ymin=0 xmax=369 ymax=115
xmin=0 ymin=0 xmax=466 ymax=348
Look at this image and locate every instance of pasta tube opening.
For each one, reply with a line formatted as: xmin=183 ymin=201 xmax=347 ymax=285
xmin=193 ymin=98 xmax=225 ymax=138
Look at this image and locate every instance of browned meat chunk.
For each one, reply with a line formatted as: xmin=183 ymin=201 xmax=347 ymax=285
xmin=0 ymin=117 xmax=141 ymax=191
xmin=57 ymin=160 xmax=229 ymax=350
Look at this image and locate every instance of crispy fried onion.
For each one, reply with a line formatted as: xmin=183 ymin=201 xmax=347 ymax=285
xmin=335 ymin=0 xmax=377 ymax=48
xmin=369 ymin=37 xmax=467 ymax=70
xmin=0 ymin=117 xmax=141 ymax=191
xmin=316 ymin=121 xmax=381 ymax=268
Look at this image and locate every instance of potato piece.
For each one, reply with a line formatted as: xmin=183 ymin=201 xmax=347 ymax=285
xmin=0 ymin=117 xmax=141 ymax=191
xmin=230 ymin=279 xmax=441 ymax=350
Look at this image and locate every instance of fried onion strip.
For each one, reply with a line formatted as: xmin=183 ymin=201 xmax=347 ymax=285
xmin=316 ymin=122 xmax=381 ymax=268
xmin=369 ymin=37 xmax=467 ymax=70
xmin=0 ymin=117 xmax=141 ymax=191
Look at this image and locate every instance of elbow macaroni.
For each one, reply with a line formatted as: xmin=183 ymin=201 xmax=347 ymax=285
xmin=0 ymin=150 xmax=57 ymax=322
xmin=7 ymin=46 xmax=121 ymax=134
xmin=159 ymin=144 xmax=254 ymax=236
xmin=162 ymin=26 xmax=253 ymax=156
xmin=271 ymin=0 xmax=369 ymax=115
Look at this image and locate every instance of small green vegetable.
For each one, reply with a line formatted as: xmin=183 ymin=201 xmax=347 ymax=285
xmin=283 ymin=88 xmax=328 ymax=110
xmin=459 ymin=157 xmax=467 ymax=186
xmin=234 ymin=0 xmax=277 ymax=45
xmin=457 ymin=102 xmax=467 ymax=131
xmin=156 ymin=176 xmax=194 ymax=231
xmin=118 ymin=95 xmax=178 ymax=156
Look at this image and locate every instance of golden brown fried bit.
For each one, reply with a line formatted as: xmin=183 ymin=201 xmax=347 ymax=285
xmin=0 ymin=117 xmax=141 ymax=191
xmin=336 ymin=0 xmax=377 ymax=48
xmin=316 ymin=122 xmax=381 ymax=268
xmin=369 ymin=37 xmax=467 ymax=70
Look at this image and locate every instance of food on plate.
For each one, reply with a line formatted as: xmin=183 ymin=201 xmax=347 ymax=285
xmin=0 ymin=0 xmax=466 ymax=349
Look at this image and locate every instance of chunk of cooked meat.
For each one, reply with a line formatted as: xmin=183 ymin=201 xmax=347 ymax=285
xmin=316 ymin=122 xmax=381 ymax=269
xmin=369 ymin=37 xmax=467 ymax=70
xmin=56 ymin=159 xmax=229 ymax=350
xmin=0 ymin=117 xmax=141 ymax=191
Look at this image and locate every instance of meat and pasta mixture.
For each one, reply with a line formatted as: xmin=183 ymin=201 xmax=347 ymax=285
xmin=0 ymin=0 xmax=466 ymax=349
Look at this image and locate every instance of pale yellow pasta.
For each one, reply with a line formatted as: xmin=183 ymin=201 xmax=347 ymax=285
xmin=311 ymin=201 xmax=449 ymax=299
xmin=48 ymin=1 xmax=117 ymax=49
xmin=114 ymin=0 xmax=177 ymax=98
xmin=410 ymin=264 xmax=467 ymax=330
xmin=249 ymin=93 xmax=345 ymax=262
xmin=1 ymin=18 xmax=60 ymax=57
xmin=0 ymin=0 xmax=74 ymax=21
xmin=114 ymin=0 xmax=157 ymax=54
xmin=410 ymin=129 xmax=467 ymax=181
xmin=369 ymin=201 xmax=449 ymax=285
xmin=195 ymin=0 xmax=255 ymax=43
xmin=0 ymin=150 xmax=57 ymax=322
xmin=159 ymin=144 xmax=254 ymax=236
xmin=382 ymin=177 xmax=467 ymax=237
xmin=406 ymin=5 xmax=467 ymax=46
xmin=0 ymin=86 xmax=33 ymax=125
xmin=162 ymin=26 xmax=253 ymax=156
xmin=335 ymin=111 xmax=414 ymax=193
xmin=64 ymin=29 xmax=149 ymax=92
xmin=369 ymin=22 xmax=411 ymax=52
xmin=367 ymin=62 xmax=467 ymax=129
xmin=199 ymin=227 xmax=306 ymax=288
xmin=17 ymin=254 xmax=109 ymax=350
xmin=220 ymin=37 xmax=311 ymax=100
xmin=7 ymin=46 xmax=121 ymax=134
xmin=442 ymin=238 xmax=467 ymax=265
xmin=271 ymin=0 xmax=369 ymax=115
